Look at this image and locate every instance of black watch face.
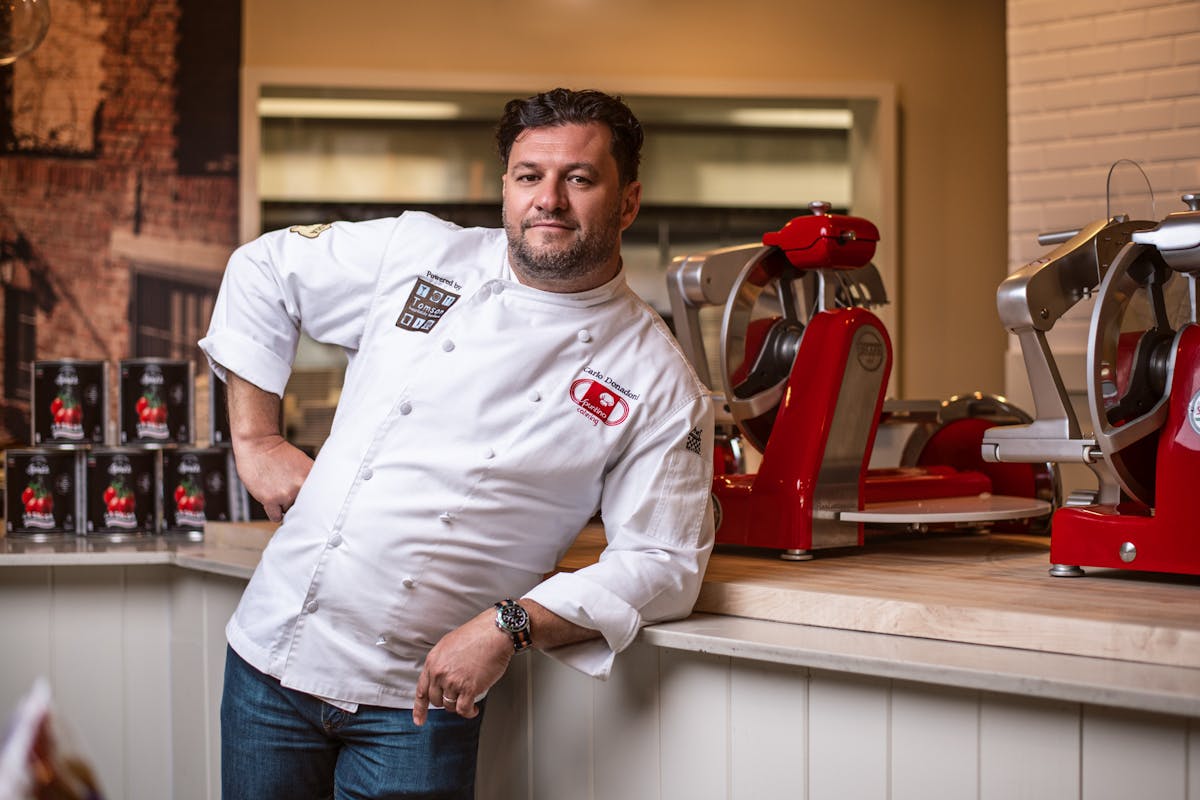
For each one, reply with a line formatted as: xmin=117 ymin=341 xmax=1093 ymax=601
xmin=500 ymin=604 xmax=529 ymax=631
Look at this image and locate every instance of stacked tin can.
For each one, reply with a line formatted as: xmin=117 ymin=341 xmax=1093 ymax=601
xmin=4 ymin=358 xmax=246 ymax=540
xmin=5 ymin=360 xmax=106 ymax=539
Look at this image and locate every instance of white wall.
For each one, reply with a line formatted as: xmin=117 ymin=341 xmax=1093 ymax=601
xmin=1009 ymin=1 xmax=1200 ymax=263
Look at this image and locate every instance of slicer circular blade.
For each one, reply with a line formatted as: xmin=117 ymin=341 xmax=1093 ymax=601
xmin=1085 ymin=239 xmax=1186 ymax=506
xmin=719 ymin=248 xmax=811 ymax=453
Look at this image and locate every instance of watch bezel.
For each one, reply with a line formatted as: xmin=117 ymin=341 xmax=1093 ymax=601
xmin=497 ymin=603 xmax=529 ymax=633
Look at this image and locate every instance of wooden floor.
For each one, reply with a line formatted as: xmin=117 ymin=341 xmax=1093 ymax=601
xmin=560 ymin=525 xmax=1200 ymax=670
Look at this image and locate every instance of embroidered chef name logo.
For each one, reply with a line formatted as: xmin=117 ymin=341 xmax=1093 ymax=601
xmin=570 ymin=379 xmax=631 ymax=427
xmin=397 ymin=277 xmax=460 ymax=333
xmin=289 ymin=223 xmax=332 ymax=239
xmin=686 ymin=427 xmax=703 ymax=455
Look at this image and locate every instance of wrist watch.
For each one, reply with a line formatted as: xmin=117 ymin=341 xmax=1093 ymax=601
xmin=494 ymin=599 xmax=533 ymax=653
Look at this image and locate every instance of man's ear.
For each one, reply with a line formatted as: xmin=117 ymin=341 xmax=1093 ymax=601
xmin=619 ymin=181 xmax=642 ymax=231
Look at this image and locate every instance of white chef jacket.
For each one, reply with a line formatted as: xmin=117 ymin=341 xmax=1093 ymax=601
xmin=199 ymin=212 xmax=715 ymax=709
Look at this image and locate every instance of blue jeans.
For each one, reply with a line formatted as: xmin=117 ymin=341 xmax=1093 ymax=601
xmin=220 ymin=646 xmax=484 ymax=800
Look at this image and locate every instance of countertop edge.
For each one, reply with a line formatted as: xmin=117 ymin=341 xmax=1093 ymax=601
xmin=640 ymin=613 xmax=1200 ymax=718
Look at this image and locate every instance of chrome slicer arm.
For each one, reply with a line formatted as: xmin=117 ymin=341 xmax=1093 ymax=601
xmin=983 ymin=218 xmax=1154 ymax=471
xmin=667 ymin=243 xmax=770 ymax=387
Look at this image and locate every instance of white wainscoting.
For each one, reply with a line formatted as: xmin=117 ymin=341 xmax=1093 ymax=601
xmin=2 ymin=563 xmax=1198 ymax=799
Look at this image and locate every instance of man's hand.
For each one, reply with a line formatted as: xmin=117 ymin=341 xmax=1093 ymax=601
xmin=412 ymin=609 xmax=512 ymax=726
xmin=233 ymin=432 xmax=312 ymax=522
xmin=412 ymin=599 xmax=600 ymax=725
xmin=225 ymin=371 xmax=313 ymax=522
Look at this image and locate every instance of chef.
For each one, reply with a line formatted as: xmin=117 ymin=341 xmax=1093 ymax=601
xmin=201 ymin=87 xmax=714 ymax=799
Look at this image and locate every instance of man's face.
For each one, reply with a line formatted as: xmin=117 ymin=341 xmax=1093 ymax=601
xmin=502 ymin=122 xmax=641 ymax=290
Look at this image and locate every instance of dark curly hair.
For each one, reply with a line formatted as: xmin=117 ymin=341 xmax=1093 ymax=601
xmin=495 ymin=88 xmax=644 ymax=186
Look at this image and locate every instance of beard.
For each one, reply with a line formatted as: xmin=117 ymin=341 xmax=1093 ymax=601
xmin=504 ymin=204 xmax=623 ymax=284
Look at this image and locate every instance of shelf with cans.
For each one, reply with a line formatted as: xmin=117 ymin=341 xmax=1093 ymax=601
xmin=3 ymin=358 xmax=266 ymax=540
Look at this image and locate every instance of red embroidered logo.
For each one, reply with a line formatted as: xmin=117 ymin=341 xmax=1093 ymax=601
xmin=570 ymin=379 xmax=630 ymax=426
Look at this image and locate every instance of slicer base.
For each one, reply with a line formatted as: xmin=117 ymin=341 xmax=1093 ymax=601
xmin=1050 ymin=504 xmax=1200 ymax=577
xmin=840 ymin=494 xmax=1053 ymax=525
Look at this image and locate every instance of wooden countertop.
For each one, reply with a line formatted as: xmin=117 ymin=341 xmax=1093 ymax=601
xmin=558 ymin=526 xmax=1200 ymax=671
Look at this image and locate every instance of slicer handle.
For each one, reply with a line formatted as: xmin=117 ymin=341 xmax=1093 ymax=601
xmin=1037 ymin=228 xmax=1080 ymax=246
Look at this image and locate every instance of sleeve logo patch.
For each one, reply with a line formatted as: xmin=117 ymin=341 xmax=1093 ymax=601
xmin=396 ymin=277 xmax=460 ymax=333
xmin=288 ymin=223 xmax=332 ymax=239
xmin=686 ymin=427 xmax=703 ymax=455
xmin=570 ymin=379 xmax=630 ymax=426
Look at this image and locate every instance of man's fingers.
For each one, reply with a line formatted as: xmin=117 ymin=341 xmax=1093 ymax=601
xmin=454 ymin=695 xmax=478 ymax=718
xmin=264 ymin=503 xmax=283 ymax=523
xmin=413 ymin=671 xmax=431 ymax=726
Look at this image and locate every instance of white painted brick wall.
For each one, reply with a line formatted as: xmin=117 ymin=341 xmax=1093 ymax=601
xmin=1009 ymin=0 xmax=1200 ymax=273
xmin=1005 ymin=0 xmax=1200 ymax=492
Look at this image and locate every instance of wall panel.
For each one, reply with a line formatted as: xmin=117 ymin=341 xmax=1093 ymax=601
xmin=891 ymin=682 xmax=980 ymax=800
xmin=1081 ymin=706 xmax=1189 ymax=800
xmin=808 ymin=670 xmax=890 ymax=800
xmin=659 ymin=648 xmax=731 ymax=800
xmin=980 ymin=693 xmax=1081 ymax=800
xmin=594 ymin=642 xmax=662 ymax=800
xmin=729 ymin=658 xmax=809 ymax=800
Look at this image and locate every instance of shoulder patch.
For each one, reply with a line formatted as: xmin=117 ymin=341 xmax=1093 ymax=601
xmin=289 ymin=223 xmax=332 ymax=239
xmin=686 ymin=426 xmax=703 ymax=455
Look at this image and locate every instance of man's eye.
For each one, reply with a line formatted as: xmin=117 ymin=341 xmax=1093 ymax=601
xmin=568 ymin=175 xmax=592 ymax=185
xmin=514 ymin=173 xmax=539 ymax=183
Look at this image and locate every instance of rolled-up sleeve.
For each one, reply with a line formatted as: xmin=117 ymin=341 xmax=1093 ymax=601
xmin=523 ymin=391 xmax=715 ymax=677
xmin=199 ymin=217 xmax=398 ymax=395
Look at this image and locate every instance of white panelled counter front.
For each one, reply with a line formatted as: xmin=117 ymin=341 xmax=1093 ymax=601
xmin=1 ymin=521 xmax=1198 ymax=800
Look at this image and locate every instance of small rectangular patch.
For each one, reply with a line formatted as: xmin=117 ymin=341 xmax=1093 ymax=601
xmin=396 ymin=278 xmax=460 ymax=333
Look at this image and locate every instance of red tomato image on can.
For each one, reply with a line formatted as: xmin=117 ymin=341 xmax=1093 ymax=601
xmin=570 ymin=379 xmax=630 ymax=426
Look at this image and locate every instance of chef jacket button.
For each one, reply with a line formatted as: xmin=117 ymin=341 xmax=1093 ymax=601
xmin=361 ymin=467 xmax=373 ymax=481
xmin=328 ymin=534 xmax=343 ymax=548
xmin=528 ymin=390 xmax=541 ymax=402
xmin=305 ymin=601 xmax=319 ymax=614
xmin=482 ymin=447 xmax=495 ymax=459
xmin=399 ymin=401 xmax=413 ymax=415
xmin=442 ymin=339 xmax=455 ymax=352
xmin=401 ymin=577 xmax=416 ymax=589
xmin=577 ymin=329 xmax=592 ymax=343
xmin=439 ymin=512 xmax=453 ymax=524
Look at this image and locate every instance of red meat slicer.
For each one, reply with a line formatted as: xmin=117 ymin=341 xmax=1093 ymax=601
xmin=983 ymin=193 xmax=1200 ymax=577
xmin=668 ymin=202 xmax=1055 ymax=560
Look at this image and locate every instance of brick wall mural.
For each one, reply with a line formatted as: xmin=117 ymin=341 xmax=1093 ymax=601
xmin=0 ymin=0 xmax=241 ymax=445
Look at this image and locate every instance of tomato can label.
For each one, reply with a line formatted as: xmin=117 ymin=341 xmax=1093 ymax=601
xmin=4 ymin=449 xmax=81 ymax=536
xmin=161 ymin=448 xmax=232 ymax=532
xmin=84 ymin=449 xmax=158 ymax=535
xmin=32 ymin=360 xmax=107 ymax=446
xmin=120 ymin=359 xmax=194 ymax=445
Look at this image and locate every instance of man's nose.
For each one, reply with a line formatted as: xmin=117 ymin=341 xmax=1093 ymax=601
xmin=535 ymin=180 xmax=568 ymax=211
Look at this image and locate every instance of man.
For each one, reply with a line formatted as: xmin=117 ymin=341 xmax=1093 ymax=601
xmin=200 ymin=88 xmax=714 ymax=799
